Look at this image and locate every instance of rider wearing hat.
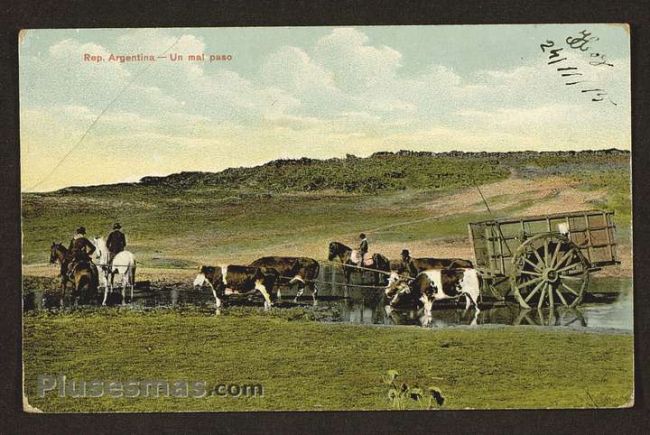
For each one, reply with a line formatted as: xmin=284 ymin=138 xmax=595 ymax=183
xmin=67 ymin=226 xmax=96 ymax=276
xmin=106 ymin=223 xmax=127 ymax=265
xmin=358 ymin=233 xmax=369 ymax=265
xmin=68 ymin=226 xmax=96 ymax=262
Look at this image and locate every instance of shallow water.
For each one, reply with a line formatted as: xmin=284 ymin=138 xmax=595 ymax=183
xmin=23 ymin=266 xmax=633 ymax=331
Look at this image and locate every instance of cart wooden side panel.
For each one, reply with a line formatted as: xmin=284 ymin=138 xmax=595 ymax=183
xmin=469 ymin=209 xmax=619 ymax=278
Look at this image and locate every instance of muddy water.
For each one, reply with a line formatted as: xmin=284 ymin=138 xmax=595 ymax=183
xmin=23 ymin=265 xmax=633 ymax=331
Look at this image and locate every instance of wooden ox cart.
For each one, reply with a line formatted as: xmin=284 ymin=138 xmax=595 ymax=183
xmin=468 ymin=210 xmax=620 ymax=309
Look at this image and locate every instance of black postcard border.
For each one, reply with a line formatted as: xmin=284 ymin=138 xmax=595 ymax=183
xmin=1 ymin=0 xmax=648 ymax=433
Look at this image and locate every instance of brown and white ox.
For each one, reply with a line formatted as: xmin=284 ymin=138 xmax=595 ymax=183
xmin=249 ymin=257 xmax=320 ymax=302
xmin=384 ymin=268 xmax=482 ymax=315
xmin=193 ymin=265 xmax=279 ymax=309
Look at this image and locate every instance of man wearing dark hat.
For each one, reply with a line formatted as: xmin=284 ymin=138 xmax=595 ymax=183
xmin=106 ymin=223 xmax=127 ymax=265
xmin=67 ymin=226 xmax=96 ymax=276
xmin=400 ymin=249 xmax=418 ymax=277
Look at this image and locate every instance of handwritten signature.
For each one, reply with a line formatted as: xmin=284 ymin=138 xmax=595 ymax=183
xmin=540 ymin=29 xmax=616 ymax=105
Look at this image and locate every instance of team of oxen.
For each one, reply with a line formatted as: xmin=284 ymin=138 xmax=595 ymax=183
xmin=49 ymin=236 xmax=482 ymax=315
xmin=193 ymin=241 xmax=482 ymax=316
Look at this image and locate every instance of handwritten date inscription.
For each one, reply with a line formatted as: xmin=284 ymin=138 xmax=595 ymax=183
xmin=540 ymin=29 xmax=616 ymax=105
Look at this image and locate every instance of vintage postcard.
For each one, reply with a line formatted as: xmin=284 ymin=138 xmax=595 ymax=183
xmin=20 ymin=25 xmax=632 ymax=412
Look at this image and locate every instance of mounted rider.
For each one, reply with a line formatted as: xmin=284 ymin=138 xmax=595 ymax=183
xmin=106 ymin=222 xmax=127 ymax=266
xmin=67 ymin=226 xmax=96 ymax=277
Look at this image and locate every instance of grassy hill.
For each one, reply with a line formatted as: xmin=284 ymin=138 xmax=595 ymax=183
xmin=21 ymin=149 xmax=631 ymax=268
xmin=49 ymin=148 xmax=628 ymax=195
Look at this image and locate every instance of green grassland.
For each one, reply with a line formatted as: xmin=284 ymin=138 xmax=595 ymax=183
xmin=23 ymin=310 xmax=633 ymax=412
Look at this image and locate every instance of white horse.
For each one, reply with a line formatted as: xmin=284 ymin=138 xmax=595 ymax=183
xmin=93 ymin=237 xmax=137 ymax=306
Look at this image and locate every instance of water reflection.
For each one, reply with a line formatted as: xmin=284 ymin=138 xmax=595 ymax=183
xmin=512 ymin=306 xmax=586 ymax=327
xmin=333 ymin=300 xmax=631 ymax=330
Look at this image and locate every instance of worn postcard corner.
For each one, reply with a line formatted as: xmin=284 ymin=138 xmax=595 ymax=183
xmin=23 ymin=394 xmax=43 ymax=414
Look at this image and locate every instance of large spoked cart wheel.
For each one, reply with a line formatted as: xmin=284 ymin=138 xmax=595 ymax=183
xmin=510 ymin=233 xmax=590 ymax=309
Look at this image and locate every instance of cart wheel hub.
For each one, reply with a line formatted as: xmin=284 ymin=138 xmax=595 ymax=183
xmin=543 ymin=268 xmax=559 ymax=283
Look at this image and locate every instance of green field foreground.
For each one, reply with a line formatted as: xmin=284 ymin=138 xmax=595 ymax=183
xmin=23 ymin=310 xmax=633 ymax=412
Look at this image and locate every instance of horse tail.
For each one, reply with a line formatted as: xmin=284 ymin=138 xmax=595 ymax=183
xmin=131 ymin=259 xmax=136 ymax=285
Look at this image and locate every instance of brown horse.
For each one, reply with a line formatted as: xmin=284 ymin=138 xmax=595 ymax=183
xmin=328 ymin=241 xmax=391 ymax=286
xmin=49 ymin=243 xmax=99 ymax=306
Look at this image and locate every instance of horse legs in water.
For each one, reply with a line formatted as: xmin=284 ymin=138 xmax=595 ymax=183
xmin=74 ymin=273 xmax=91 ymax=307
xmin=60 ymin=281 xmax=67 ymax=308
xmin=107 ymin=269 xmax=126 ymax=306
xmin=107 ymin=269 xmax=122 ymax=305
xmin=121 ymin=272 xmax=127 ymax=304
xmin=112 ymin=266 xmax=134 ymax=305
xmin=59 ymin=272 xmax=71 ymax=307
xmin=101 ymin=278 xmax=109 ymax=306
xmin=120 ymin=271 xmax=130 ymax=305
xmin=110 ymin=269 xmax=116 ymax=296
xmin=129 ymin=265 xmax=135 ymax=303
xmin=100 ymin=267 xmax=111 ymax=306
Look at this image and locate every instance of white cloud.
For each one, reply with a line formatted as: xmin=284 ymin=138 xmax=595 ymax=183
xmin=314 ymin=27 xmax=402 ymax=91
xmin=261 ymin=46 xmax=335 ymax=93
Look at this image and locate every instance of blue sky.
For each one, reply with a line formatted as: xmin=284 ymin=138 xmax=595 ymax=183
xmin=19 ymin=25 xmax=630 ymax=191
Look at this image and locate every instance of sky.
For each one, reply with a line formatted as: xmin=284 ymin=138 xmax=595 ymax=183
xmin=19 ymin=25 xmax=630 ymax=192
